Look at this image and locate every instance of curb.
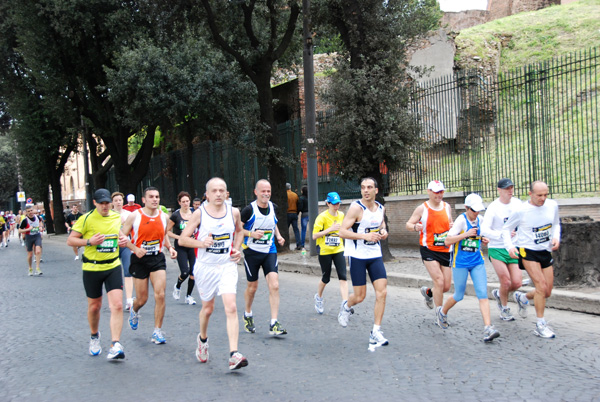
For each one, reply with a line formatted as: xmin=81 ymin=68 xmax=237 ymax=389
xmin=278 ymin=260 xmax=600 ymax=315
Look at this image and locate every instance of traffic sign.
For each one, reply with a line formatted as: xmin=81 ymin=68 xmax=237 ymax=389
xmin=17 ymin=192 xmax=25 ymax=202
xmin=26 ymin=198 xmax=33 ymax=204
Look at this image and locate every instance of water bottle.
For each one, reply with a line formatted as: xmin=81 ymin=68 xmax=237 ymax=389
xmin=301 ymin=249 xmax=307 ymax=265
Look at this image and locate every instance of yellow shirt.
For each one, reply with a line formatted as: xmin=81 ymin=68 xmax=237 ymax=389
xmin=313 ymin=210 xmax=345 ymax=255
xmin=72 ymin=209 xmax=122 ymax=272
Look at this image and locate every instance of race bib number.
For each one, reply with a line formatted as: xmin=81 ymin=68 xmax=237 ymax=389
xmin=207 ymin=233 xmax=231 ymax=254
xmin=179 ymin=221 xmax=187 ymax=231
xmin=142 ymin=239 xmax=161 ymax=254
xmin=324 ymin=234 xmax=341 ymax=247
xmin=459 ymin=236 xmax=480 ymax=252
xmin=364 ymin=227 xmax=380 ymax=246
xmin=30 ymin=226 xmax=40 ymax=234
xmin=532 ymin=224 xmax=552 ymax=244
xmin=97 ymin=234 xmax=118 ymax=253
xmin=433 ymin=231 xmax=448 ymax=247
xmin=252 ymin=229 xmax=273 ymax=245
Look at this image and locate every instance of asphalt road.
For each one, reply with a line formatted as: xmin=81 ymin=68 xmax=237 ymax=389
xmin=1 ymin=234 xmax=599 ymax=401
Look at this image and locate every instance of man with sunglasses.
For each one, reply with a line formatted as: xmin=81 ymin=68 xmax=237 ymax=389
xmin=406 ymin=180 xmax=453 ymax=317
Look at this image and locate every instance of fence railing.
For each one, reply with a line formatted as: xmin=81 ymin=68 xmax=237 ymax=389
xmin=110 ymin=48 xmax=599 ymax=206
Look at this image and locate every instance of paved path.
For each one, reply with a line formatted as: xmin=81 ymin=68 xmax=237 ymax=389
xmin=1 ymin=234 xmax=599 ymax=401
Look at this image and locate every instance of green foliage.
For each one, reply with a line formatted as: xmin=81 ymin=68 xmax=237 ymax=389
xmin=0 ymin=136 xmax=18 ymax=205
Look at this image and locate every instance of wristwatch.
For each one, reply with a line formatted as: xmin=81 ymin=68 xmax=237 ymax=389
xmin=86 ymin=239 xmax=91 ymax=247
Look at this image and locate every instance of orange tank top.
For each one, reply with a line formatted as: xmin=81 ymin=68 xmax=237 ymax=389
xmin=130 ymin=209 xmax=168 ymax=255
xmin=419 ymin=201 xmax=451 ymax=252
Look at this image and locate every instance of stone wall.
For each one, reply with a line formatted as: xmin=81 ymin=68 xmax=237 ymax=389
xmin=554 ymin=217 xmax=600 ymax=287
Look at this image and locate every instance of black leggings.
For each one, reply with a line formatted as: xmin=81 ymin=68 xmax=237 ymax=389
xmin=318 ymin=252 xmax=347 ymax=283
xmin=176 ymin=245 xmax=196 ymax=279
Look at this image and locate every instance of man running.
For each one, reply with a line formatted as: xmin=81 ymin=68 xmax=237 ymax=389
xmin=503 ymin=181 xmax=561 ymax=338
xmin=312 ymin=192 xmax=348 ymax=315
xmin=122 ymin=187 xmax=177 ymax=344
xmin=123 ymin=194 xmax=142 ymax=212
xmin=241 ymin=179 xmax=287 ymax=336
xmin=405 ymin=180 xmax=453 ymax=313
xmin=67 ymin=189 xmax=129 ymax=359
xmin=481 ymin=178 xmax=523 ymax=321
xmin=179 ymin=178 xmax=248 ymax=370
xmin=19 ymin=205 xmax=44 ymax=276
xmin=338 ymin=177 xmax=390 ymax=350
xmin=65 ymin=204 xmax=83 ymax=260
xmin=111 ymin=192 xmax=135 ymax=312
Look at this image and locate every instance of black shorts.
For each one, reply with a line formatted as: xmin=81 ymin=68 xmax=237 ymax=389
xmin=129 ymin=253 xmax=167 ymax=279
xmin=517 ymin=248 xmax=554 ymax=270
xmin=318 ymin=252 xmax=347 ymax=283
xmin=82 ymin=266 xmax=123 ymax=299
xmin=25 ymin=234 xmax=42 ymax=252
xmin=420 ymin=246 xmax=450 ymax=267
xmin=243 ymin=248 xmax=278 ymax=282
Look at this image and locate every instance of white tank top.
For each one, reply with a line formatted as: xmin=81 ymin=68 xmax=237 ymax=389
xmin=195 ymin=204 xmax=236 ymax=265
xmin=344 ymin=200 xmax=384 ymax=259
xmin=243 ymin=201 xmax=278 ymax=254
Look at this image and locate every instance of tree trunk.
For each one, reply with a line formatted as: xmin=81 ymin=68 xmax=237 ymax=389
xmin=48 ymin=167 xmax=67 ymax=235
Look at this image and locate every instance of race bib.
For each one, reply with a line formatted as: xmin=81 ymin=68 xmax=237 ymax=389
xmin=433 ymin=231 xmax=448 ymax=247
xmin=30 ymin=226 xmax=40 ymax=234
xmin=142 ymin=239 xmax=161 ymax=254
xmin=459 ymin=236 xmax=480 ymax=252
xmin=364 ymin=227 xmax=380 ymax=246
xmin=207 ymin=233 xmax=231 ymax=254
xmin=324 ymin=234 xmax=341 ymax=247
xmin=97 ymin=234 xmax=118 ymax=253
xmin=533 ymin=224 xmax=552 ymax=244
xmin=252 ymin=229 xmax=273 ymax=245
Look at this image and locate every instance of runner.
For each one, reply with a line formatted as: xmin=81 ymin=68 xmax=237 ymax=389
xmin=0 ymin=212 xmax=7 ymax=247
xmin=178 ymin=178 xmax=248 ymax=370
xmin=503 ymin=181 xmax=561 ymax=338
xmin=241 ymin=179 xmax=287 ymax=336
xmin=436 ymin=194 xmax=500 ymax=342
xmin=19 ymin=205 xmax=44 ymax=276
xmin=65 ymin=204 xmax=83 ymax=260
xmin=312 ymin=192 xmax=348 ymax=315
xmin=405 ymin=180 xmax=453 ymax=313
xmin=67 ymin=189 xmax=129 ymax=359
xmin=122 ymin=187 xmax=177 ymax=344
xmin=123 ymin=194 xmax=142 ymax=212
xmin=19 ymin=209 xmax=26 ymax=246
xmin=338 ymin=178 xmax=390 ymax=350
xmin=111 ymin=191 xmax=135 ymax=312
xmin=167 ymin=191 xmax=197 ymax=305
xmin=481 ymin=178 xmax=523 ymax=321
xmin=192 ymin=198 xmax=202 ymax=211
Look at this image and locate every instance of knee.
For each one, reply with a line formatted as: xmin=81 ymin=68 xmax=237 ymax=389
xmin=499 ymin=276 xmax=512 ymax=289
xmin=510 ymin=278 xmax=522 ymax=291
xmin=88 ymin=302 xmax=102 ymax=315
xmin=375 ymin=288 xmax=387 ymax=301
xmin=179 ymin=272 xmax=189 ymax=281
xmin=453 ymin=292 xmax=464 ymax=302
xmin=246 ymin=282 xmax=258 ymax=294
xmin=111 ymin=300 xmax=123 ymax=313
xmin=535 ymin=282 xmax=549 ymax=297
xmin=268 ymin=281 xmax=280 ymax=294
xmin=202 ymin=304 xmax=214 ymax=316
xmin=154 ymin=289 xmax=165 ymax=302
xmin=354 ymin=292 xmax=366 ymax=303
xmin=224 ymin=302 xmax=237 ymax=316
xmin=321 ymin=275 xmax=331 ymax=284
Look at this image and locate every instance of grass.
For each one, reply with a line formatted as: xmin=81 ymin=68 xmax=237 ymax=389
xmin=454 ymin=0 xmax=600 ymax=71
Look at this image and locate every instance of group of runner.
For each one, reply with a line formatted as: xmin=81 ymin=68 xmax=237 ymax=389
xmin=60 ymin=174 xmax=561 ymax=369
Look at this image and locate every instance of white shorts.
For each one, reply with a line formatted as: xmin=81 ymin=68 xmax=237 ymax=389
xmin=194 ymin=261 xmax=238 ymax=302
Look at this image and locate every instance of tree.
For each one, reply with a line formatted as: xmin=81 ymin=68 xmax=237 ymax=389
xmin=0 ymin=137 xmax=18 ymax=209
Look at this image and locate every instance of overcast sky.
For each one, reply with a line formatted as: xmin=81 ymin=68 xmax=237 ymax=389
xmin=438 ymin=0 xmax=488 ymax=12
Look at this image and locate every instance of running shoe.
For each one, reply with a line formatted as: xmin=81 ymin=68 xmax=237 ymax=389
xmin=151 ymin=329 xmax=166 ymax=344
xmin=125 ymin=298 xmax=134 ymax=312
xmin=491 ymin=289 xmax=502 ymax=312
xmin=228 ymin=352 xmax=248 ymax=370
xmin=172 ymin=284 xmax=181 ymax=300
xmin=28 ymin=268 xmax=33 ymax=276
xmin=435 ymin=306 xmax=449 ymax=329
xmin=314 ymin=293 xmax=324 ymax=314
xmin=513 ymin=291 xmax=529 ymax=318
xmin=500 ymin=307 xmax=515 ymax=321
xmin=74 ymin=255 xmax=79 ymax=260
xmin=196 ymin=334 xmax=209 ymax=363
xmin=36 ymin=269 xmax=42 ymax=276
xmin=483 ymin=326 xmax=500 ymax=342
xmin=369 ymin=329 xmax=389 ymax=347
xmin=337 ymin=300 xmax=354 ymax=328
xmin=129 ymin=309 xmax=139 ymax=330
xmin=534 ymin=322 xmax=556 ymax=339
xmin=420 ymin=286 xmax=434 ymax=309
xmin=89 ymin=333 xmax=102 ymax=356
xmin=243 ymin=314 xmax=256 ymax=333
xmin=185 ymin=295 xmax=196 ymax=305
xmin=21 ymin=240 xmax=24 ymax=246
xmin=269 ymin=321 xmax=287 ymax=336
xmin=107 ymin=342 xmax=125 ymax=360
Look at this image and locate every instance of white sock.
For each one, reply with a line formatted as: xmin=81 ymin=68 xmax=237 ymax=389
xmin=520 ymin=293 xmax=528 ymax=303
xmin=372 ymin=324 xmax=381 ymax=333
xmin=537 ymin=317 xmax=546 ymax=326
xmin=270 ymin=319 xmax=277 ymax=326
xmin=501 ymin=305 xmax=508 ymax=310
xmin=244 ymin=311 xmax=253 ymax=317
xmin=154 ymin=327 xmax=161 ymax=333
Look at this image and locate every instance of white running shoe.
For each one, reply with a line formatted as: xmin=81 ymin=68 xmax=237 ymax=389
xmin=500 ymin=307 xmax=515 ymax=321
xmin=172 ymin=284 xmax=181 ymax=300
xmin=314 ymin=293 xmax=324 ymax=314
xmin=229 ymin=351 xmax=248 ymax=370
xmin=89 ymin=333 xmax=102 ymax=356
xmin=483 ymin=326 xmax=500 ymax=342
xmin=513 ymin=291 xmax=529 ymax=318
xmin=74 ymin=255 xmax=79 ymax=261
xmin=420 ymin=286 xmax=434 ymax=309
xmin=491 ymin=289 xmax=502 ymax=312
xmin=534 ymin=322 xmax=556 ymax=339
xmin=107 ymin=342 xmax=125 ymax=360
xmin=196 ymin=335 xmax=209 ymax=363
xmin=125 ymin=298 xmax=134 ymax=312
xmin=337 ymin=301 xmax=353 ymax=327
xmin=369 ymin=329 xmax=389 ymax=347
xmin=185 ymin=295 xmax=196 ymax=305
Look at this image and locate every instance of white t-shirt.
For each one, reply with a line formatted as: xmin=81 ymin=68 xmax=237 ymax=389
xmin=481 ymin=197 xmax=522 ymax=249
xmin=502 ymin=199 xmax=560 ymax=252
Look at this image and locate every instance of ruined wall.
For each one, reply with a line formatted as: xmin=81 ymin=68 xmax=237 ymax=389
xmin=554 ymin=218 xmax=600 ymax=287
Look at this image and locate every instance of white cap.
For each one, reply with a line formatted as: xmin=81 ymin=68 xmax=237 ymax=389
xmin=427 ymin=180 xmax=445 ymax=192
xmin=464 ymin=193 xmax=485 ymax=212
xmin=127 ymin=194 xmax=135 ymax=202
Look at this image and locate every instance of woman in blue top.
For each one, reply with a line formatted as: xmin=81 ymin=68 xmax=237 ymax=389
xmin=435 ymin=194 xmax=500 ymax=343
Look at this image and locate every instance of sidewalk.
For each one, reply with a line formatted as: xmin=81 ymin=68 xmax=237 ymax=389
xmin=278 ymin=246 xmax=600 ymax=315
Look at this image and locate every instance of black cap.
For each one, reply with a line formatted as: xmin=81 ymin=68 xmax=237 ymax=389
xmin=497 ymin=178 xmax=514 ymax=189
xmin=93 ymin=188 xmax=112 ymax=203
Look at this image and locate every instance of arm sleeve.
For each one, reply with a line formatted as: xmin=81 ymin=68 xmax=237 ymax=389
xmin=553 ymin=203 xmax=561 ymax=241
xmin=448 ymin=215 xmax=466 ymax=236
xmin=480 ymin=206 xmax=502 ymax=241
xmin=240 ymin=206 xmax=253 ymax=223
xmin=502 ymin=210 xmax=521 ymax=250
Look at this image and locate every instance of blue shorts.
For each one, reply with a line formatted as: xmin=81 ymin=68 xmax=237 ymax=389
xmin=349 ymin=257 xmax=387 ymax=286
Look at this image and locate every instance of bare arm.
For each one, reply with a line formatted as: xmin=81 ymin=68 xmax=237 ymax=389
xmin=405 ymin=204 xmax=424 ymax=232
xmin=166 ymin=219 xmax=177 ymax=240
xmin=231 ymin=208 xmax=244 ymax=263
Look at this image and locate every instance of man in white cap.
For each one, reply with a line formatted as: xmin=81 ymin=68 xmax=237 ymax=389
xmin=406 ymin=180 xmax=453 ymax=315
xmin=437 ymin=193 xmax=499 ymax=342
xmin=503 ymin=181 xmax=560 ymax=338
xmin=123 ymin=194 xmax=142 ymax=212
xmin=481 ymin=178 xmax=523 ymax=321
